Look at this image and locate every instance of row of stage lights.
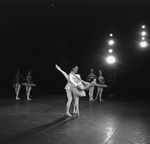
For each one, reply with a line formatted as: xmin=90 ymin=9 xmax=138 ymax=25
xmin=106 ymin=33 xmax=116 ymax=64
xmin=140 ymin=25 xmax=148 ymax=47
xmin=106 ymin=25 xmax=148 ymax=64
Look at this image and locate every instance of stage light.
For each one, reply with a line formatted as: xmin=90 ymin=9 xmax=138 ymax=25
xmin=142 ymin=25 xmax=145 ymax=29
xmin=110 ymin=34 xmax=113 ymax=37
xmin=106 ymin=56 xmax=116 ymax=64
xmin=141 ymin=31 xmax=146 ymax=36
xmin=108 ymin=49 xmax=113 ymax=53
xmin=142 ymin=37 xmax=145 ymax=40
xmin=140 ymin=41 xmax=147 ymax=47
xmin=108 ymin=40 xmax=114 ymax=45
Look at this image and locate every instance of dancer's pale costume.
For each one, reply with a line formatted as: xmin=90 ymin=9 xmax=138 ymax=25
xmin=55 ymin=65 xmax=107 ymax=116
xmin=55 ymin=65 xmax=92 ymax=116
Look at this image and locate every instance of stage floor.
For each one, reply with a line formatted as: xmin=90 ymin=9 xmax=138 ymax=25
xmin=0 ymin=94 xmax=150 ymax=144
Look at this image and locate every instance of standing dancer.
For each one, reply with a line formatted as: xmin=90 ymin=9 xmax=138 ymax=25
xmin=56 ymin=64 xmax=91 ymax=116
xmin=56 ymin=65 xmax=76 ymax=116
xmin=26 ymin=70 xmax=33 ymax=100
xmin=13 ymin=69 xmax=25 ymax=100
xmin=87 ymin=69 xmax=97 ymax=101
xmin=95 ymin=70 xmax=105 ymax=101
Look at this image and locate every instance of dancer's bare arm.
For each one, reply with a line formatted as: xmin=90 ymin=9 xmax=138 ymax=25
xmin=55 ymin=64 xmax=68 ymax=80
xmin=80 ymin=79 xmax=90 ymax=85
xmin=71 ymin=73 xmax=90 ymax=85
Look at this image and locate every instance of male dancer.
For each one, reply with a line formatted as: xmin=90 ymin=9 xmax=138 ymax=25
xmin=56 ymin=65 xmax=92 ymax=116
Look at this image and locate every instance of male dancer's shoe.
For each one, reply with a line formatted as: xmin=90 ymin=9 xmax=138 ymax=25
xmin=73 ymin=110 xmax=79 ymax=116
xmin=77 ymin=111 xmax=79 ymax=116
xmin=73 ymin=110 xmax=77 ymax=114
xmin=66 ymin=113 xmax=72 ymax=117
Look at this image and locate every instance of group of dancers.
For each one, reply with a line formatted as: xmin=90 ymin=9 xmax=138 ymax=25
xmin=13 ymin=69 xmax=36 ymax=100
xmin=13 ymin=65 xmax=106 ymax=117
xmin=55 ymin=64 xmax=107 ymax=117
xmin=87 ymin=69 xmax=106 ymax=101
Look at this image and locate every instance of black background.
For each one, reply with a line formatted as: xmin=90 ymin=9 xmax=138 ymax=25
xmin=1 ymin=0 xmax=150 ymax=98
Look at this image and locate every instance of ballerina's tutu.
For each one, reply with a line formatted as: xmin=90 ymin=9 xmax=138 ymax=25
xmin=94 ymin=83 xmax=107 ymax=88
xmin=77 ymin=83 xmax=93 ymax=90
xmin=72 ymin=87 xmax=86 ymax=97
xmin=70 ymin=84 xmax=86 ymax=97
xmin=22 ymin=83 xmax=36 ymax=87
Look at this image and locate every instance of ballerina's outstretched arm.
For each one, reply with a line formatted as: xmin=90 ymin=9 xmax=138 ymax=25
xmin=55 ymin=64 xmax=68 ymax=80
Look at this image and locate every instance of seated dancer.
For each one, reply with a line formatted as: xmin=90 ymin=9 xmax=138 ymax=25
xmin=55 ymin=64 xmax=92 ymax=116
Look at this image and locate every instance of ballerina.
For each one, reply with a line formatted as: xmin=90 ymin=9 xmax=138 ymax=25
xmin=87 ymin=69 xmax=97 ymax=101
xmin=25 ymin=70 xmax=34 ymax=100
xmin=95 ymin=70 xmax=106 ymax=101
xmin=55 ymin=64 xmax=92 ymax=116
xmin=13 ymin=69 xmax=26 ymax=100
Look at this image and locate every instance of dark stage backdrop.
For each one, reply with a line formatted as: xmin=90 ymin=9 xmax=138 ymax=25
xmin=1 ymin=0 xmax=150 ymax=99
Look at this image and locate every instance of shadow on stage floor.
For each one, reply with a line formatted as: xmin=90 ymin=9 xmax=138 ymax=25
xmin=0 ymin=94 xmax=150 ymax=144
xmin=2 ymin=115 xmax=78 ymax=144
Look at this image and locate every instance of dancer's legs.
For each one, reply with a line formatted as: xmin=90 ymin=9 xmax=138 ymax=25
xmin=89 ymin=86 xmax=94 ymax=101
xmin=73 ymin=94 xmax=80 ymax=116
xmin=99 ymin=88 xmax=103 ymax=101
xmin=73 ymin=97 xmax=76 ymax=113
xmin=66 ymin=90 xmax=72 ymax=116
xmin=95 ymin=87 xmax=100 ymax=100
xmin=26 ymin=86 xmax=32 ymax=100
xmin=15 ymin=84 xmax=21 ymax=100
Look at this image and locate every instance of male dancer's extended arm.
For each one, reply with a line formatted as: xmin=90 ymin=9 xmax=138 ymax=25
xmin=55 ymin=64 xmax=68 ymax=80
xmin=71 ymin=72 xmax=90 ymax=85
